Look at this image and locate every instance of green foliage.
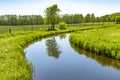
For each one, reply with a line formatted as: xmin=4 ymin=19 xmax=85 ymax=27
xmin=91 ymin=13 xmax=95 ymax=22
xmin=0 ymin=15 xmax=44 ymax=25
xmin=108 ymin=12 xmax=120 ymax=22
xmin=44 ymin=17 xmax=50 ymax=25
xmin=69 ymin=24 xmax=120 ymax=60
xmin=0 ymin=12 xmax=120 ymax=26
xmin=111 ymin=50 xmax=116 ymax=57
xmin=115 ymin=16 xmax=120 ymax=24
xmin=116 ymin=52 xmax=120 ymax=59
xmin=44 ymin=4 xmax=60 ymax=30
xmin=100 ymin=15 xmax=109 ymax=22
xmin=58 ymin=22 xmax=67 ymax=30
xmin=84 ymin=14 xmax=91 ymax=23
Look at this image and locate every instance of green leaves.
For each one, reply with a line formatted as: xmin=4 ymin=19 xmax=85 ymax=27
xmin=44 ymin=4 xmax=60 ymax=30
xmin=115 ymin=16 xmax=120 ymax=24
xmin=58 ymin=22 xmax=67 ymax=30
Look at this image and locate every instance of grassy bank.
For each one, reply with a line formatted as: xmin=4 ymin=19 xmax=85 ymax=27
xmin=69 ymin=24 xmax=120 ymax=60
xmin=70 ymin=42 xmax=120 ymax=70
xmin=0 ymin=25 xmax=112 ymax=80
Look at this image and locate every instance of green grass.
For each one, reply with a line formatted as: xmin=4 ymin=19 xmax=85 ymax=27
xmin=0 ymin=22 xmax=114 ymax=35
xmin=69 ymin=24 xmax=120 ymax=59
xmin=0 ymin=25 xmax=47 ymax=35
xmin=0 ymin=24 xmax=113 ymax=80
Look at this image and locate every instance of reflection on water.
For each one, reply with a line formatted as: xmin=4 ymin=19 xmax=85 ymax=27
xmin=46 ymin=37 xmax=61 ymax=58
xmin=70 ymin=43 xmax=120 ymax=70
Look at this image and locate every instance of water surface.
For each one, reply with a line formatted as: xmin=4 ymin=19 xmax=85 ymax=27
xmin=24 ymin=34 xmax=120 ymax=80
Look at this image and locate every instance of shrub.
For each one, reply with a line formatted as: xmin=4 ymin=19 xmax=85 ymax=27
xmin=58 ymin=22 xmax=67 ymax=30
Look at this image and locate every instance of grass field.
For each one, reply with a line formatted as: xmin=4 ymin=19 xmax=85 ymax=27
xmin=0 ymin=25 xmax=47 ymax=35
xmin=70 ymin=24 xmax=120 ymax=59
xmin=0 ymin=24 xmax=116 ymax=80
xmin=0 ymin=22 xmax=114 ymax=35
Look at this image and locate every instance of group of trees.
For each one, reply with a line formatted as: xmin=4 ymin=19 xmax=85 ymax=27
xmin=0 ymin=15 xmax=44 ymax=25
xmin=0 ymin=13 xmax=119 ymax=26
xmin=61 ymin=13 xmax=99 ymax=24
xmin=61 ymin=13 xmax=120 ymax=24
xmin=0 ymin=4 xmax=120 ymax=27
xmin=115 ymin=16 xmax=120 ymax=24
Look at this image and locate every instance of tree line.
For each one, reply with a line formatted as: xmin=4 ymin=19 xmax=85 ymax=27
xmin=61 ymin=13 xmax=120 ymax=24
xmin=0 ymin=15 xmax=44 ymax=25
xmin=0 ymin=13 xmax=120 ymax=26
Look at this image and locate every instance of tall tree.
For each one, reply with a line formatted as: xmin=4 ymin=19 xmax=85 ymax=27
xmin=44 ymin=4 xmax=60 ymax=30
xmin=84 ymin=14 xmax=91 ymax=23
xmin=95 ymin=17 xmax=100 ymax=22
xmin=73 ymin=14 xmax=82 ymax=23
xmin=91 ymin=13 xmax=95 ymax=23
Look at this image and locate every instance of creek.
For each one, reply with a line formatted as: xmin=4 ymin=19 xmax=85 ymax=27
xmin=24 ymin=34 xmax=120 ymax=80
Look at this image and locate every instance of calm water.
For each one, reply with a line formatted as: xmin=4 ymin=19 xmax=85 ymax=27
xmin=24 ymin=34 xmax=120 ymax=80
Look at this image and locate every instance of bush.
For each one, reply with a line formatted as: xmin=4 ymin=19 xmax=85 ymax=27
xmin=58 ymin=22 xmax=67 ymax=30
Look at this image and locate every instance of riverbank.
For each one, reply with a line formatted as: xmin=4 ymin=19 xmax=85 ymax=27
xmin=69 ymin=24 xmax=120 ymax=60
xmin=70 ymin=42 xmax=120 ymax=70
xmin=0 ymin=25 xmax=113 ymax=80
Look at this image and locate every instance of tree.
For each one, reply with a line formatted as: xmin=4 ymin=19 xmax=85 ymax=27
xmin=61 ymin=14 xmax=72 ymax=24
xmin=73 ymin=14 xmax=83 ymax=23
xmin=91 ymin=13 xmax=95 ymax=23
xmin=84 ymin=14 xmax=91 ymax=23
xmin=115 ymin=16 xmax=120 ymax=24
xmin=95 ymin=17 xmax=100 ymax=22
xmin=100 ymin=15 xmax=109 ymax=22
xmin=44 ymin=4 xmax=60 ymax=30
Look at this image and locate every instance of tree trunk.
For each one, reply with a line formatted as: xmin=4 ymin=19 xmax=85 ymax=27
xmin=51 ymin=23 xmax=55 ymax=30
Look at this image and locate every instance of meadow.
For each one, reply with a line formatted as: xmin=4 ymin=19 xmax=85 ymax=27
xmin=0 ymin=22 xmax=110 ymax=35
xmin=69 ymin=24 xmax=120 ymax=59
xmin=0 ymin=24 xmax=108 ymax=80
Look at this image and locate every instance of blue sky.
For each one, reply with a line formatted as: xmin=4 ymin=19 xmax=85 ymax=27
xmin=0 ymin=0 xmax=120 ymax=16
